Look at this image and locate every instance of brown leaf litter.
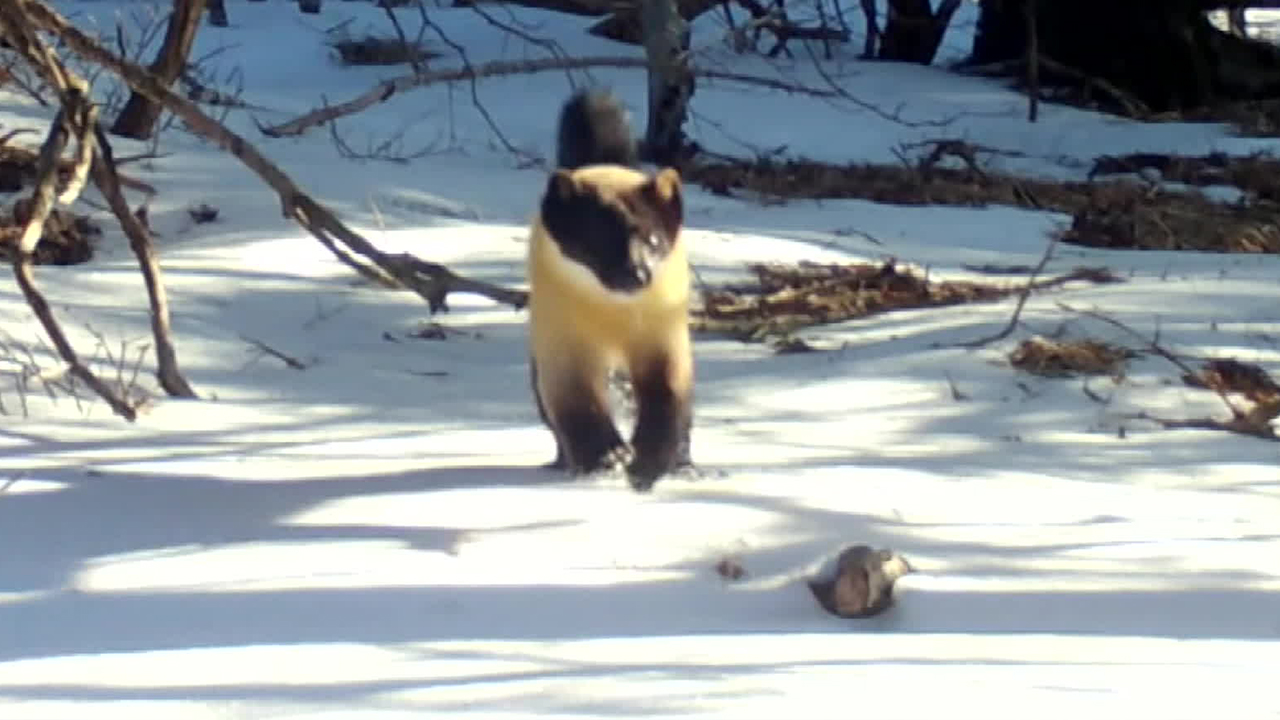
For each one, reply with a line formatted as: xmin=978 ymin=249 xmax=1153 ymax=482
xmin=683 ymin=148 xmax=1280 ymax=254
xmin=1183 ymin=358 xmax=1280 ymax=404
xmin=1128 ymin=358 xmax=1280 ymax=441
xmin=1181 ymin=358 xmax=1280 ymax=432
xmin=692 ymin=259 xmax=1120 ymax=342
xmin=1008 ymin=335 xmax=1136 ymax=378
xmin=0 ymin=203 xmax=100 ymax=265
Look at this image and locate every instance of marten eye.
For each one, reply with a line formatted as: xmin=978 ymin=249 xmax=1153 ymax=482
xmin=632 ymin=227 xmax=658 ymax=248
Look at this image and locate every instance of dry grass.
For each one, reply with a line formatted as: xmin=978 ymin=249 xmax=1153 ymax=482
xmin=1172 ymin=99 xmax=1280 ymax=138
xmin=684 ymin=152 xmax=1280 ymax=254
xmin=1088 ymin=151 xmax=1280 ymax=201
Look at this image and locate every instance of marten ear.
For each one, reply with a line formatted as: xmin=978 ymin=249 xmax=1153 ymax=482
xmin=541 ymin=169 xmax=580 ymax=226
xmin=546 ymin=169 xmax=577 ymax=202
xmin=640 ymin=167 xmax=683 ymax=240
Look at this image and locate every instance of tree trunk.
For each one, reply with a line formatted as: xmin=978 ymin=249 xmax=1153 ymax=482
xmin=969 ymin=0 xmax=1280 ymax=112
xmin=878 ymin=0 xmax=961 ymax=64
xmin=858 ymin=0 xmax=879 ymax=58
xmin=639 ymin=0 xmax=695 ymax=165
xmin=110 ymin=0 xmax=207 ymax=139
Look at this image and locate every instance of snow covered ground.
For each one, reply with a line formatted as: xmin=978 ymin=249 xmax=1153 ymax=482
xmin=1 ymin=1 xmax=1279 ymax=718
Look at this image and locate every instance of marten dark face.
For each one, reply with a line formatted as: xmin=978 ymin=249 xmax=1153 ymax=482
xmin=539 ymin=168 xmax=683 ymax=294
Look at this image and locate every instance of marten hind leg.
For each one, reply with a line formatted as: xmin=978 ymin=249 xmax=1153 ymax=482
xmin=536 ymin=355 xmax=633 ymax=475
xmin=626 ymin=343 xmax=693 ymax=491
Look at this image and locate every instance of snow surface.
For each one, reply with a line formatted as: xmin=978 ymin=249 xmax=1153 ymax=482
xmin=2 ymin=1 xmax=1279 ymax=718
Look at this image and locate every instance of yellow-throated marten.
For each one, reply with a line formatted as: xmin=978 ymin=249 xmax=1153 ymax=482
xmin=527 ymin=89 xmax=693 ymax=492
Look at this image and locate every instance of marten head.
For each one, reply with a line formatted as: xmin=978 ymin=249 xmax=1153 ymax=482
xmin=538 ymin=164 xmax=684 ymax=296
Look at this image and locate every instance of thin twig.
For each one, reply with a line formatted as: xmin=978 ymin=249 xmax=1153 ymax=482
xmin=801 ymin=39 xmax=961 ymax=129
xmin=953 ymin=232 xmax=1061 ymax=348
xmin=1057 ymin=302 xmax=1246 ymax=421
xmin=380 ymin=3 xmax=424 ymax=75
xmin=467 ymin=3 xmax=571 ymax=65
xmin=418 ymin=6 xmax=531 ymax=163
xmin=240 ymin=335 xmax=312 ymax=370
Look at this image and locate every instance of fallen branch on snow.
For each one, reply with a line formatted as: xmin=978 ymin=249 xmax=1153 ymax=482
xmin=1058 ymin=303 xmax=1280 ymax=441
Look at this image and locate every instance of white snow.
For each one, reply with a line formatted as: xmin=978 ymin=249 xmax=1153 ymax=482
xmin=2 ymin=1 xmax=1279 ymax=718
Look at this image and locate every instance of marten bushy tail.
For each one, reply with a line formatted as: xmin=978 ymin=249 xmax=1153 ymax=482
xmin=555 ymin=89 xmax=638 ymax=170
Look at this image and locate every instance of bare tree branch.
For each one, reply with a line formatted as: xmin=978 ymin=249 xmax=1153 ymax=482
xmin=467 ymin=3 xmax=572 ymax=65
xmin=5 ymin=0 xmax=197 ymax=403
xmin=801 ymin=39 xmax=961 ymax=128
xmin=91 ymin=124 xmax=198 ymax=397
xmin=56 ymin=104 xmax=95 ymax=205
xmin=379 ymin=3 xmax=425 ymax=75
xmin=260 ymin=55 xmax=839 ymax=139
xmin=417 ymin=6 xmax=532 ymax=163
xmin=17 ymin=0 xmax=528 ymax=312
xmin=0 ymin=9 xmax=140 ymax=419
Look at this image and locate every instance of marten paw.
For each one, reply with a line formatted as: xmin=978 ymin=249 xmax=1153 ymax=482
xmin=568 ymin=443 xmax=634 ymax=477
xmin=598 ymin=443 xmax=635 ymax=473
xmin=626 ymin=457 xmax=669 ymax=493
xmin=627 ymin=458 xmax=716 ymax=492
xmin=669 ymin=462 xmax=719 ymax=481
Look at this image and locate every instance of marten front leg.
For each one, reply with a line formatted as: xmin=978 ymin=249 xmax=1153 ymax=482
xmin=535 ymin=355 xmax=633 ymax=475
xmin=626 ymin=343 xmax=693 ymax=491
